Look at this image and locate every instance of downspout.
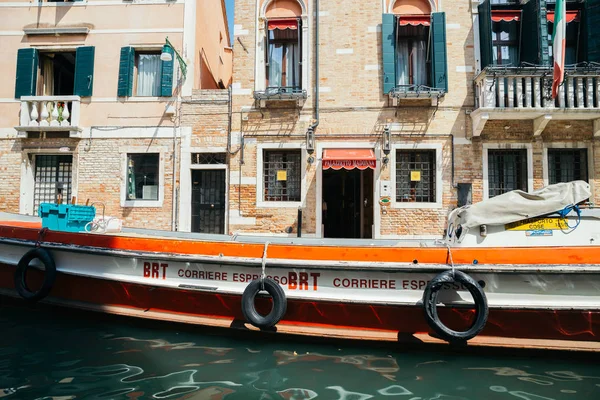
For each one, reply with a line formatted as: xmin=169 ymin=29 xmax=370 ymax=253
xmin=307 ymin=0 xmax=320 ymax=138
xmin=226 ymin=85 xmax=232 ymax=154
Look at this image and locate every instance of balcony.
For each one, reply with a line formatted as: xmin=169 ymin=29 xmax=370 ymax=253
xmin=471 ymin=66 xmax=600 ymax=137
xmin=15 ymin=96 xmax=82 ymax=138
xmin=253 ymin=86 xmax=307 ymax=108
xmin=389 ymin=84 xmax=446 ymax=106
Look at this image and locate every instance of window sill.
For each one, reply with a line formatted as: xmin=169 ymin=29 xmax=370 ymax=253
xmin=392 ymin=201 xmax=442 ymax=209
xmin=257 ymin=200 xmax=302 ymax=208
xmin=122 ymin=199 xmax=163 ymax=208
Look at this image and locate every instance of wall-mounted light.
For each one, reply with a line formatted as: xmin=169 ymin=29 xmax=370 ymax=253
xmin=383 ymin=126 xmax=391 ymax=156
xmin=306 ymin=128 xmax=315 ymax=155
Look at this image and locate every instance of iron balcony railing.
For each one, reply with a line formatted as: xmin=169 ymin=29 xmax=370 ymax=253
xmin=389 ymin=84 xmax=446 ymax=99
xmin=253 ymin=86 xmax=307 ymax=101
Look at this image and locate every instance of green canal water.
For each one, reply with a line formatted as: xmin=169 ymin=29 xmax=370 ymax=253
xmin=1 ymin=304 xmax=599 ymax=400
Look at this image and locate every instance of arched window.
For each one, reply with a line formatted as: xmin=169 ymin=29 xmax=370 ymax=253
xmin=257 ymin=0 xmax=307 ymax=95
xmin=382 ymin=0 xmax=447 ymax=95
xmin=264 ymin=0 xmax=303 ymax=92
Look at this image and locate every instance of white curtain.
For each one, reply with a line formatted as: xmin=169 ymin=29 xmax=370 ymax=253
xmin=412 ymin=39 xmax=427 ymax=86
xmin=43 ymin=59 xmax=54 ymax=96
xmin=269 ymin=44 xmax=283 ymax=87
xmin=137 ymin=54 xmax=161 ymax=96
xmin=286 ymin=43 xmax=299 ymax=88
xmin=396 ymin=40 xmax=410 ymax=86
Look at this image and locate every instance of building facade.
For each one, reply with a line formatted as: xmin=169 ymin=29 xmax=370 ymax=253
xmin=0 ymin=0 xmax=232 ymax=230
xmin=227 ymin=0 xmax=600 ymax=239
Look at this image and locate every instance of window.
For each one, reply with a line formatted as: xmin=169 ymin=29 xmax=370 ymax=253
xmin=548 ymin=149 xmax=588 ymax=184
xmin=395 ymin=150 xmax=435 ymax=203
xmin=547 ymin=15 xmax=580 ymax=66
xmin=396 ymin=25 xmax=430 ymax=88
xmin=488 ymin=149 xmax=527 ymax=197
xmin=263 ymin=150 xmax=301 ymax=202
xmin=135 ymin=53 xmax=162 ymax=97
xmin=492 ymin=21 xmax=519 ymax=65
xmin=266 ymin=21 xmax=301 ymax=90
xmin=126 ymin=154 xmax=159 ymax=201
xmin=33 ymin=155 xmax=73 ymax=215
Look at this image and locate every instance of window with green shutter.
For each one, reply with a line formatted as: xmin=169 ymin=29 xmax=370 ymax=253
xmin=478 ymin=0 xmax=493 ymax=69
xmin=382 ymin=13 xmax=396 ymax=94
xmin=585 ymin=0 xmax=600 ymax=62
xmin=14 ymin=48 xmax=39 ymax=99
xmin=74 ymin=46 xmax=95 ymax=97
xmin=521 ymin=0 xmax=550 ymax=66
xmin=160 ymin=46 xmax=174 ymax=97
xmin=118 ymin=47 xmax=135 ymax=97
xmin=431 ymin=12 xmax=448 ymax=92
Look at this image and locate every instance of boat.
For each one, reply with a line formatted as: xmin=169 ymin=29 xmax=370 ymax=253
xmin=1 ymin=180 xmax=599 ymax=348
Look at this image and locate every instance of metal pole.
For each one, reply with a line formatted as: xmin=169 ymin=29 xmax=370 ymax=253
xmin=297 ymin=206 xmax=302 ymax=237
xmin=171 ymin=62 xmax=180 ymax=231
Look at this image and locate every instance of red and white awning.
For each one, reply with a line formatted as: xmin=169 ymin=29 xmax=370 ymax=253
xmin=398 ymin=15 xmax=431 ymax=27
xmin=491 ymin=10 xmax=521 ymax=22
xmin=547 ymin=10 xmax=580 ymax=23
xmin=267 ymin=19 xmax=298 ymax=30
xmin=322 ymin=149 xmax=376 ymax=170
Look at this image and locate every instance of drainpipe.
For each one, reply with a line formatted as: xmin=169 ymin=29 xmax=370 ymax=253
xmin=307 ymin=0 xmax=320 ymax=142
xmin=226 ymin=85 xmax=232 ymax=154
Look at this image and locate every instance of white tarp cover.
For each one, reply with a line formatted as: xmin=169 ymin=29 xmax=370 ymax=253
xmin=451 ymin=180 xmax=591 ymax=229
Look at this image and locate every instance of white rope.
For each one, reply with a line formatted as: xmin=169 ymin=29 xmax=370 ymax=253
xmin=435 ymin=239 xmax=455 ymax=278
xmin=261 ymin=241 xmax=270 ymax=290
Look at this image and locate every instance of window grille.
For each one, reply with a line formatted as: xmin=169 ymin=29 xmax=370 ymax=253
xmin=548 ymin=148 xmax=588 ymax=184
xmin=263 ymin=150 xmax=301 ymax=202
xmin=488 ymin=149 xmax=527 ymax=197
xmin=395 ymin=150 xmax=436 ymax=203
xmin=33 ymin=155 xmax=73 ymax=215
xmin=191 ymin=153 xmax=226 ymax=165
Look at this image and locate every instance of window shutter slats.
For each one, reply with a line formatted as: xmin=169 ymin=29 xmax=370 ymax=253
xmin=382 ymin=13 xmax=396 ymax=94
xmin=521 ymin=0 xmax=549 ymax=66
xmin=431 ymin=12 xmax=448 ymax=93
xmin=478 ymin=0 xmax=493 ymax=69
xmin=74 ymin=46 xmax=95 ymax=97
xmin=585 ymin=0 xmax=600 ymax=62
xmin=160 ymin=46 xmax=174 ymax=97
xmin=117 ymin=46 xmax=135 ymax=97
xmin=14 ymin=48 xmax=38 ymax=99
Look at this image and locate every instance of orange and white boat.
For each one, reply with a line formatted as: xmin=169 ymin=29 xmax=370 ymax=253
xmin=1 ymin=180 xmax=599 ymax=347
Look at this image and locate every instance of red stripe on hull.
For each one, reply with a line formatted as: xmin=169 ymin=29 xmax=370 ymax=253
xmin=1 ymin=265 xmax=599 ymax=343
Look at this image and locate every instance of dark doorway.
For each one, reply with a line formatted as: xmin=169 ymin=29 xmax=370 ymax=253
xmin=191 ymin=169 xmax=226 ymax=234
xmin=322 ymin=168 xmax=374 ymax=239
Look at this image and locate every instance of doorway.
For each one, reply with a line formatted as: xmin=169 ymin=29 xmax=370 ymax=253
xmin=322 ymin=168 xmax=373 ymax=239
xmin=33 ymin=154 xmax=73 ymax=215
xmin=191 ymin=169 xmax=226 ymax=234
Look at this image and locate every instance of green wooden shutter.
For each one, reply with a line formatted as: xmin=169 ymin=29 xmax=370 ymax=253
xmin=14 ymin=48 xmax=38 ymax=99
xmin=74 ymin=46 xmax=95 ymax=97
xmin=478 ymin=0 xmax=493 ymax=69
xmin=117 ymin=46 xmax=135 ymax=97
xmin=382 ymin=13 xmax=396 ymax=94
xmin=539 ymin=0 xmax=550 ymax=66
xmin=431 ymin=12 xmax=448 ymax=93
xmin=160 ymin=45 xmax=174 ymax=97
xmin=522 ymin=0 xmax=550 ymax=66
xmin=585 ymin=0 xmax=600 ymax=62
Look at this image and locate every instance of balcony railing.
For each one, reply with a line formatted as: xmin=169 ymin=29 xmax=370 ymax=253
xmin=471 ymin=65 xmax=600 ymax=137
xmin=16 ymin=96 xmax=82 ymax=137
xmin=474 ymin=66 xmax=600 ymax=110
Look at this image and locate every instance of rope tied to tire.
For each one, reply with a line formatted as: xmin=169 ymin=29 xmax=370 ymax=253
xmin=241 ymin=241 xmax=286 ymax=329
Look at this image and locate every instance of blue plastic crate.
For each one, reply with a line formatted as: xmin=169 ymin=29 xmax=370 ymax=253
xmin=38 ymin=203 xmax=96 ymax=232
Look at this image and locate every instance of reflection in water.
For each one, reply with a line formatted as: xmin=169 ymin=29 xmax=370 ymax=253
xmin=0 ymin=306 xmax=599 ymax=399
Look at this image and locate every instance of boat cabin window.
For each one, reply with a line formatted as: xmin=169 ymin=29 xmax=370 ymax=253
xmin=395 ymin=150 xmax=436 ymax=203
xmin=263 ymin=149 xmax=301 ymax=202
xmin=487 ymin=149 xmax=527 ymax=197
xmin=126 ymin=153 xmax=159 ymax=201
xmin=548 ymin=148 xmax=588 ymax=185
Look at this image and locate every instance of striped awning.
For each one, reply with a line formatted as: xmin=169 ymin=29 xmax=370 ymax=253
xmin=491 ymin=10 xmax=521 ymax=22
xmin=398 ymin=15 xmax=431 ymax=27
xmin=547 ymin=10 xmax=580 ymax=23
xmin=322 ymin=149 xmax=376 ymax=170
xmin=267 ymin=19 xmax=298 ymax=30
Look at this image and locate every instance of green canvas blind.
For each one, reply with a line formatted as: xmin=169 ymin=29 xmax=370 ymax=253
xmin=478 ymin=0 xmax=493 ymax=69
xmin=74 ymin=46 xmax=95 ymax=97
xmin=117 ymin=46 xmax=135 ymax=97
xmin=382 ymin=13 xmax=396 ymax=94
xmin=521 ymin=0 xmax=550 ymax=66
xmin=160 ymin=46 xmax=174 ymax=97
xmin=14 ymin=48 xmax=38 ymax=99
xmin=431 ymin=12 xmax=448 ymax=92
xmin=585 ymin=0 xmax=600 ymax=62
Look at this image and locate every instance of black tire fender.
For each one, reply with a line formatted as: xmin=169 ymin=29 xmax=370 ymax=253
xmin=422 ymin=269 xmax=488 ymax=342
xmin=241 ymin=277 xmax=287 ymax=329
xmin=14 ymin=248 xmax=57 ymax=302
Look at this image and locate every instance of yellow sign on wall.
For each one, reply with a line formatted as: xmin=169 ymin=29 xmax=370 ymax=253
xmin=277 ymin=170 xmax=287 ymax=181
xmin=410 ymin=171 xmax=421 ymax=181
